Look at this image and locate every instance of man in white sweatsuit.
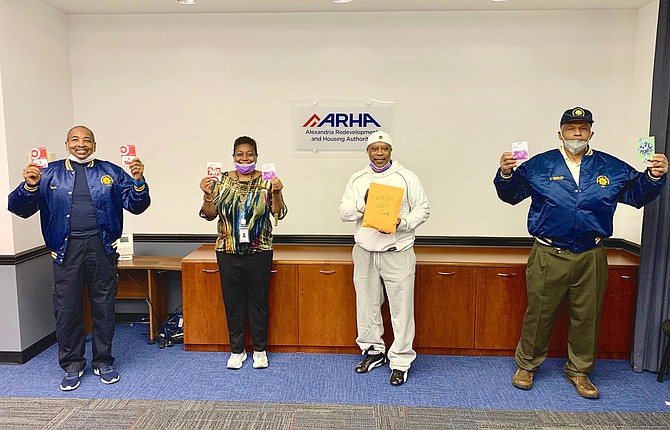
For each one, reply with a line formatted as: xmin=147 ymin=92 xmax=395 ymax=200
xmin=338 ymin=130 xmax=430 ymax=386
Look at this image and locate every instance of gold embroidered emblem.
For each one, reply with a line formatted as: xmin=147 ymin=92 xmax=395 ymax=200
xmin=596 ymin=175 xmax=609 ymax=187
xmin=101 ymin=175 xmax=113 ymax=186
xmin=573 ymin=108 xmax=584 ymax=117
xmin=550 ymin=176 xmax=564 ymax=181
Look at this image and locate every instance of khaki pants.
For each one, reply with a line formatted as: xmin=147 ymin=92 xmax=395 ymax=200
xmin=515 ymin=242 xmax=608 ymax=376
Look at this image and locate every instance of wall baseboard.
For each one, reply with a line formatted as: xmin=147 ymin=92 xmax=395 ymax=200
xmin=0 ymin=314 xmax=151 ymax=365
xmin=0 ymin=247 xmax=52 ymax=265
xmin=0 ymin=331 xmax=56 ymax=365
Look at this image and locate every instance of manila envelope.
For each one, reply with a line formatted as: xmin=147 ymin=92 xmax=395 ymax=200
xmin=362 ymin=183 xmax=404 ymax=233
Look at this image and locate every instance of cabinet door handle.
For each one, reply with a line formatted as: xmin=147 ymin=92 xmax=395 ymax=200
xmin=497 ymin=273 xmax=516 ymax=277
xmin=437 ymin=271 xmax=456 ymax=276
xmin=319 ymin=270 xmax=336 ymax=275
xmin=270 ymin=269 xmax=278 ymax=273
xmin=202 ymin=269 xmax=219 ymax=274
xmin=620 ymin=275 xmax=633 ymax=279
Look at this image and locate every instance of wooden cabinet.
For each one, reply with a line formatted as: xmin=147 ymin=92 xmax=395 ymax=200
xmin=475 ymin=267 xmax=527 ymax=350
xmin=598 ymin=268 xmax=638 ymax=356
xmin=544 ymin=265 xmax=639 ymax=356
xmin=267 ymin=265 xmax=299 ymax=347
xmin=415 ymin=266 xmax=476 ymax=349
xmin=182 ymin=262 xmax=228 ymax=350
xmin=472 ymin=265 xmax=638 ymax=358
xmin=298 ymin=265 xmax=357 ymax=349
xmin=471 ymin=264 xmax=638 ymax=358
xmin=181 ymin=244 xmax=640 ymax=358
xmin=181 ymin=258 xmax=299 ymax=352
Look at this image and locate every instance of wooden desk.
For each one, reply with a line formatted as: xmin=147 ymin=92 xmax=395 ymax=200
xmin=84 ymin=256 xmax=182 ymax=344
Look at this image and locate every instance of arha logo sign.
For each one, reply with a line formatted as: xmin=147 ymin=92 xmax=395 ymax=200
xmin=302 ymin=113 xmax=382 ymax=128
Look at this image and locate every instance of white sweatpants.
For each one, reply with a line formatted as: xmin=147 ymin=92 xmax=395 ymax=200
xmin=352 ymin=244 xmax=416 ymax=371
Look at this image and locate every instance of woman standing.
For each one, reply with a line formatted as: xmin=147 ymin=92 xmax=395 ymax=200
xmin=199 ymin=136 xmax=287 ymax=369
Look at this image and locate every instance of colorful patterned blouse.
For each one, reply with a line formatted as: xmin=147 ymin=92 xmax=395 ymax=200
xmin=202 ymin=171 xmax=287 ymax=254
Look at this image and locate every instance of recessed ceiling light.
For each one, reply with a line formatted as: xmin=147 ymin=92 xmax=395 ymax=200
xmin=332 ymin=0 xmax=353 ymax=4
xmin=491 ymin=0 xmax=509 ymax=2
xmin=177 ymin=0 xmax=196 ymax=5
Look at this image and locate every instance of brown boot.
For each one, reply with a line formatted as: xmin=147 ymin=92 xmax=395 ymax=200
xmin=567 ymin=375 xmax=600 ymax=399
xmin=512 ymin=368 xmax=534 ymax=390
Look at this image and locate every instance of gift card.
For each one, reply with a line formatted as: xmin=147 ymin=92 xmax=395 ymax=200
xmin=262 ymin=163 xmax=276 ymax=180
xmin=512 ymin=141 xmax=529 ymax=162
xmin=30 ymin=147 xmax=49 ymax=169
xmin=120 ymin=144 xmax=137 ymax=165
xmin=207 ymin=162 xmax=222 ymax=181
xmin=637 ymin=136 xmax=655 ymax=166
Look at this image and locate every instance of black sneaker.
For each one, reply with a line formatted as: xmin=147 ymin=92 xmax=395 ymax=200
xmin=390 ymin=369 xmax=407 ymax=386
xmin=355 ymin=347 xmax=386 ymax=373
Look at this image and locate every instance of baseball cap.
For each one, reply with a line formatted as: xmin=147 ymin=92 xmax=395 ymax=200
xmin=367 ymin=131 xmax=393 ymax=148
xmin=560 ymin=107 xmax=594 ymax=125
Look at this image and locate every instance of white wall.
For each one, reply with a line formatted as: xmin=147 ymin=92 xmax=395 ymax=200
xmin=0 ymin=0 xmax=71 ymax=350
xmin=66 ymin=9 xmax=658 ymax=242
xmin=0 ymin=0 xmax=74 ymax=254
xmin=0 ymin=65 xmax=10 ymax=255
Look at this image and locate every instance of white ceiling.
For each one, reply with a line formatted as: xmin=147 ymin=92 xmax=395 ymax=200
xmin=35 ymin=0 xmax=657 ymax=15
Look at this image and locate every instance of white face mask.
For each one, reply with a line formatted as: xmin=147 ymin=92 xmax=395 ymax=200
xmin=68 ymin=153 xmax=96 ymax=164
xmin=559 ymin=128 xmax=592 ymax=155
xmin=562 ymin=139 xmax=588 ymax=155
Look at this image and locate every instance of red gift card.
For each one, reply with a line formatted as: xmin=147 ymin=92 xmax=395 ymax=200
xmin=30 ymin=147 xmax=49 ymax=169
xmin=206 ymin=162 xmax=222 ymax=182
xmin=120 ymin=144 xmax=136 ymax=165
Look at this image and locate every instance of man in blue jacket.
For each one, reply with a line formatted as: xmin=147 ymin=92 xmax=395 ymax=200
xmin=8 ymin=125 xmax=150 ymax=391
xmin=494 ymin=107 xmax=667 ymax=399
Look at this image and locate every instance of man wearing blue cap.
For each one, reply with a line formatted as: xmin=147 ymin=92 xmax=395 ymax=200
xmin=494 ymin=107 xmax=668 ymax=398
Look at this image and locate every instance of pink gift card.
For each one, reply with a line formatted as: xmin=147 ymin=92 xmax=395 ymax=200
xmin=512 ymin=141 xmax=529 ymax=162
xmin=30 ymin=147 xmax=49 ymax=169
xmin=207 ymin=162 xmax=222 ymax=181
xmin=262 ymin=163 xmax=276 ymax=180
xmin=120 ymin=144 xmax=137 ymax=165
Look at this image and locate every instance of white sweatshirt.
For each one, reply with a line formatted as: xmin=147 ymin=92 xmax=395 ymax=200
xmin=338 ymin=160 xmax=430 ymax=252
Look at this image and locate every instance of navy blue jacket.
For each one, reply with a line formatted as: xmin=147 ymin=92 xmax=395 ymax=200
xmin=494 ymin=147 xmax=665 ymax=253
xmin=8 ymin=158 xmax=150 ymax=264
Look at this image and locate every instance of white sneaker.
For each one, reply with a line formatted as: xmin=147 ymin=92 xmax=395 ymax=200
xmin=226 ymin=352 xmax=247 ymax=369
xmin=252 ymin=351 xmax=268 ymax=369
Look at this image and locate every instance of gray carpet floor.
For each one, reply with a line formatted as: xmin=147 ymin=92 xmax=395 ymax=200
xmin=2 ymin=397 xmax=670 ymax=430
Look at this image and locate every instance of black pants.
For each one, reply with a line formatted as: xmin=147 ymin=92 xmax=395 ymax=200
xmin=216 ymin=250 xmax=273 ymax=353
xmin=53 ymin=235 xmax=118 ymax=372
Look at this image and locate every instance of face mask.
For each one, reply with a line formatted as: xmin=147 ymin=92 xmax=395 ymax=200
xmin=369 ymin=161 xmax=392 ymax=173
xmin=562 ymin=139 xmax=588 ymax=155
xmin=68 ymin=153 xmax=96 ymax=164
xmin=235 ymin=162 xmax=256 ymax=175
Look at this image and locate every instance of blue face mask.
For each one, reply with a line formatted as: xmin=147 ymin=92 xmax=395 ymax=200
xmin=369 ymin=161 xmax=392 ymax=173
xmin=235 ymin=162 xmax=256 ymax=175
